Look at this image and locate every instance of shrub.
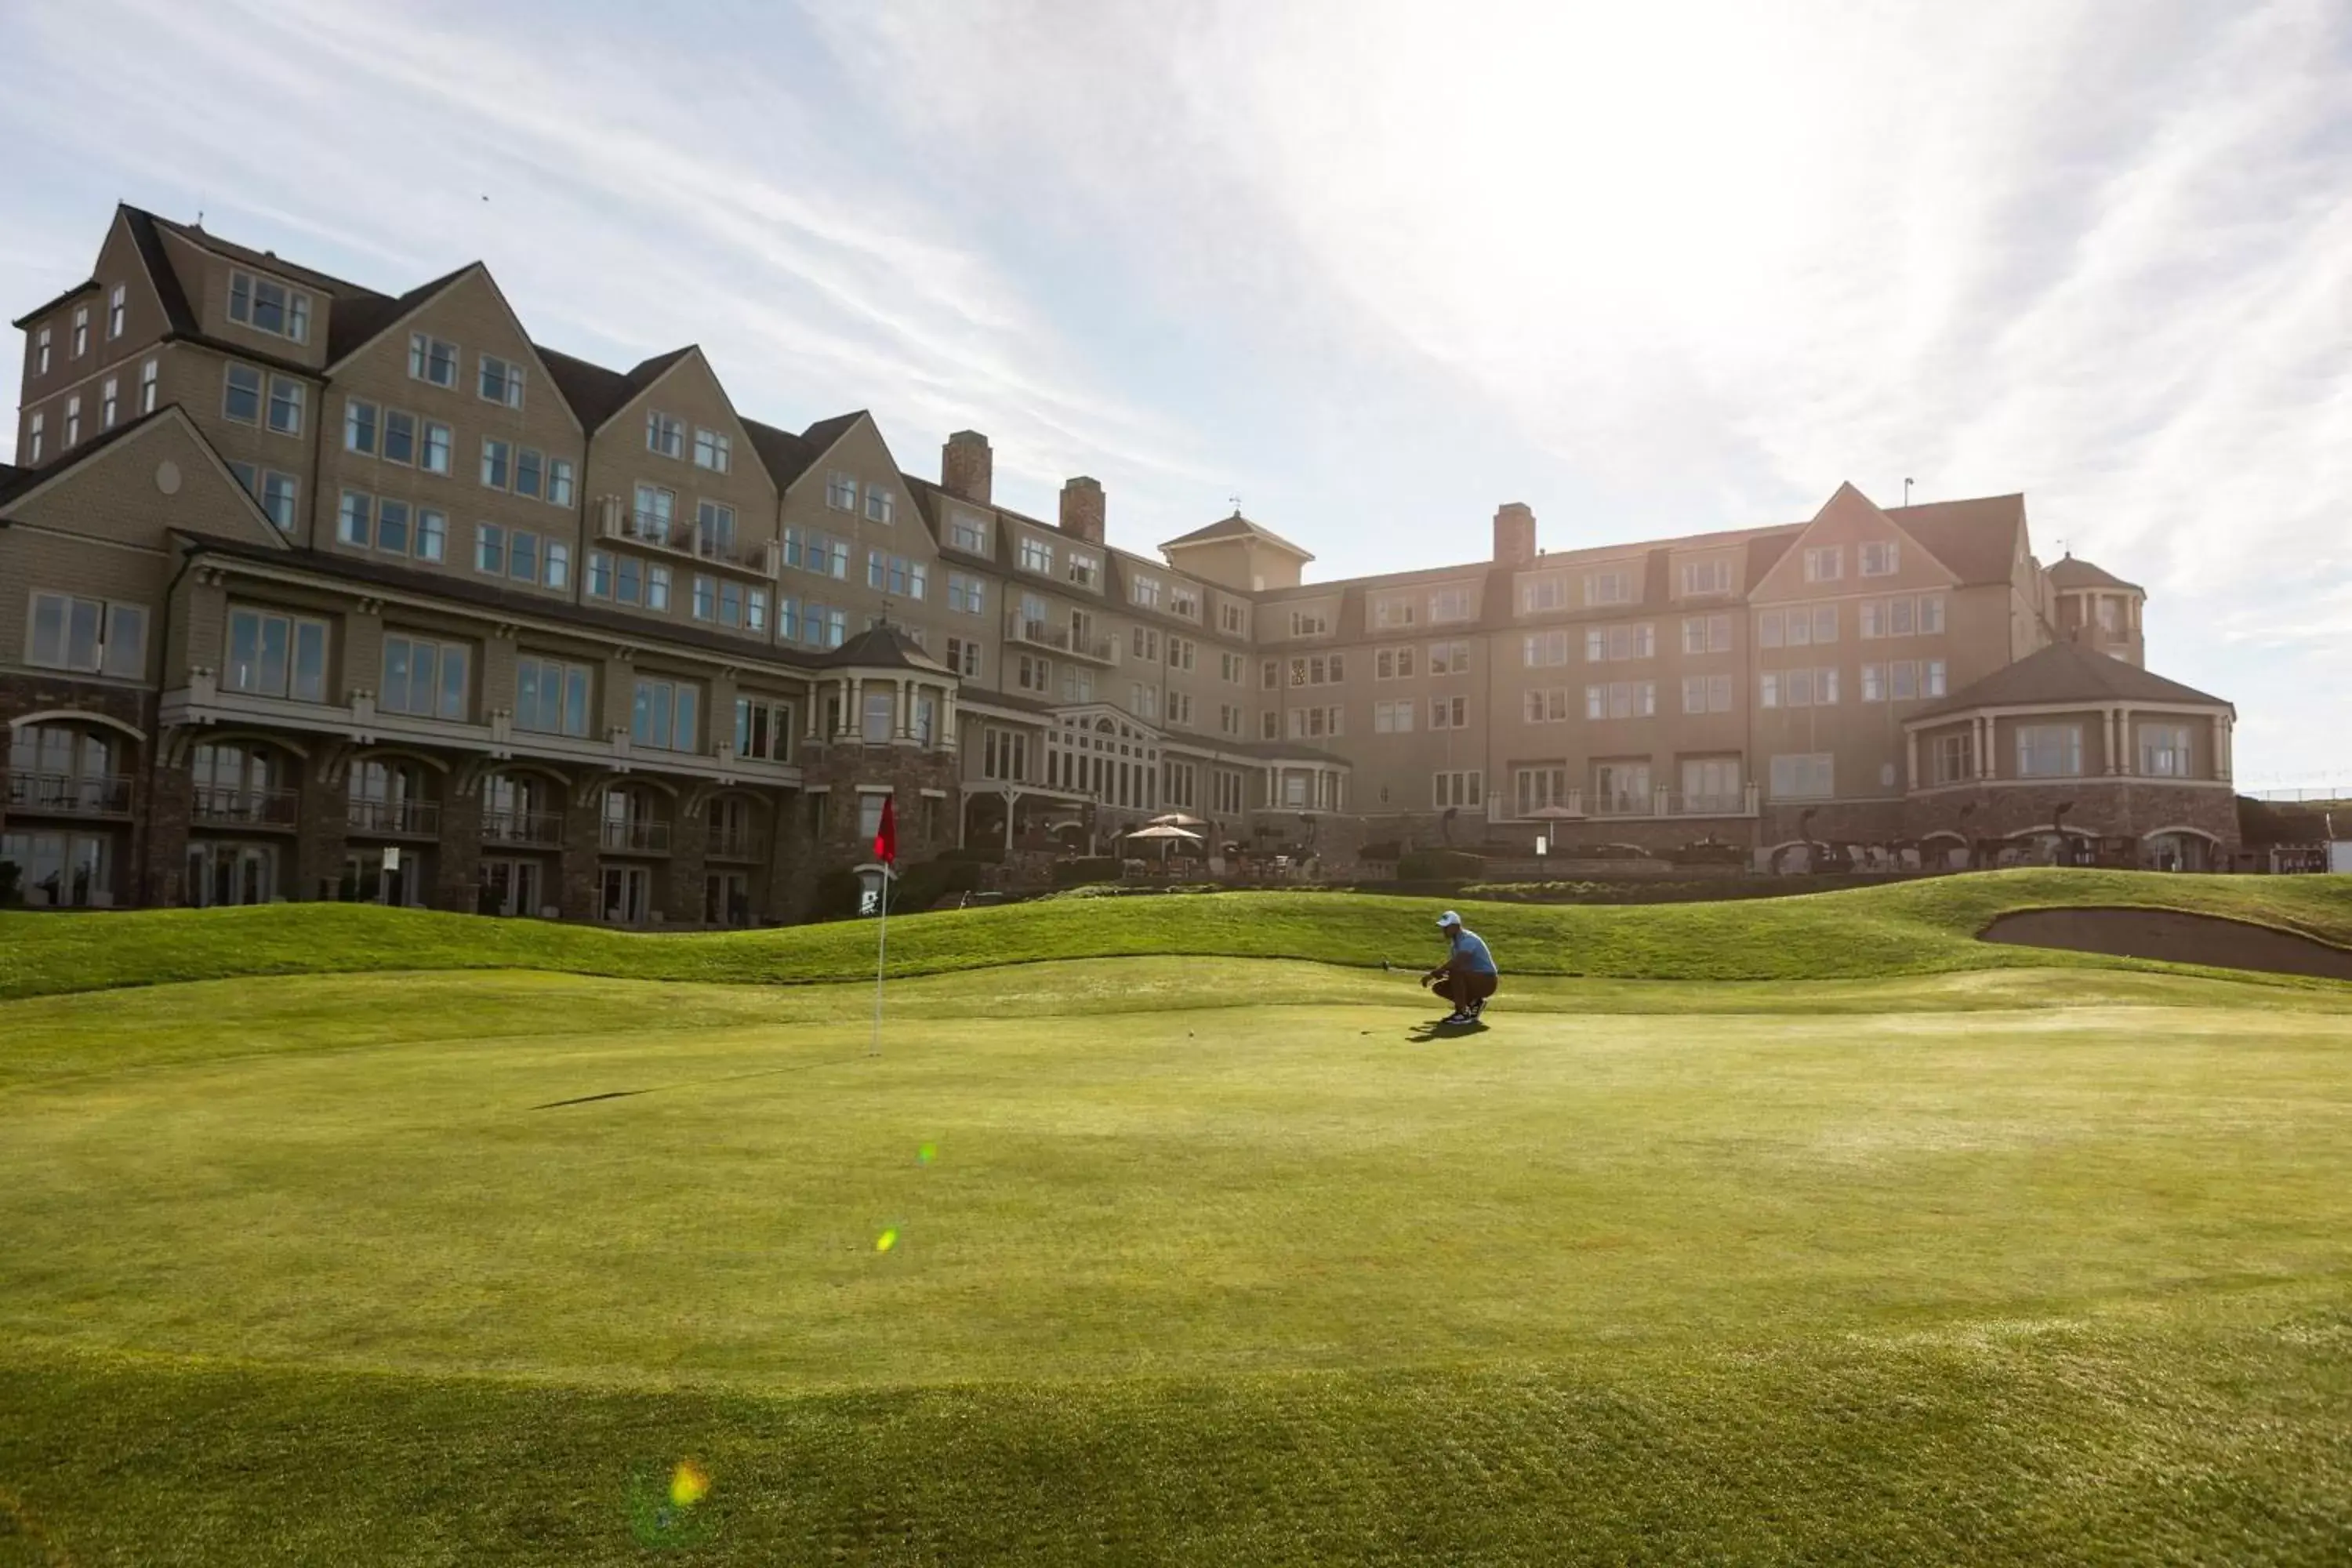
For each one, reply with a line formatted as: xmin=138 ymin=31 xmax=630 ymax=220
xmin=1051 ymin=857 xmax=1123 ymax=887
xmin=0 ymin=858 xmax=19 ymax=907
xmin=934 ymin=846 xmax=1006 ymax=866
xmin=808 ymin=869 xmax=865 ymax=921
xmin=1397 ymin=849 xmax=1485 ymax=880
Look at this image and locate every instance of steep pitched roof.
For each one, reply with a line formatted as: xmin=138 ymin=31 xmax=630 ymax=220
xmin=147 ymin=210 xmax=383 ymax=303
xmin=325 ymin=260 xmax=476 ymax=364
xmin=1913 ymin=639 xmax=2227 ymax=720
xmin=9 ymin=278 xmax=99 ymax=330
xmin=535 ymin=344 xmax=695 ymax=433
xmin=743 ymin=418 xmax=822 ymax=490
xmin=122 ymin=205 xmax=198 ymax=335
xmin=799 ymin=411 xmax=866 ymax=454
xmin=2047 ymin=554 xmax=2142 ymax=593
xmin=815 ymin=623 xmax=949 ymax=673
xmin=1160 ymin=510 xmax=1314 ymax=560
xmin=1882 ymin=493 xmax=2026 ymax=586
xmin=0 ymin=405 xmax=183 ymax=510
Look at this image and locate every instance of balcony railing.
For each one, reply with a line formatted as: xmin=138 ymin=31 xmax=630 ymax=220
xmin=707 ymin=829 xmax=767 ymax=862
xmin=481 ymin=809 xmax=564 ymax=848
xmin=1494 ymin=782 xmax=1761 ymax=824
xmin=192 ymin=783 xmax=299 ymax=828
xmin=1674 ymin=791 xmax=1751 ymax=818
xmin=1004 ymin=613 xmax=1120 ymax=666
xmin=347 ymin=798 xmax=442 ymax=837
xmin=601 ymin=818 xmax=672 ymax=853
xmin=598 ymin=502 xmax=775 ymax=574
xmin=7 ymin=771 xmax=133 ymax=815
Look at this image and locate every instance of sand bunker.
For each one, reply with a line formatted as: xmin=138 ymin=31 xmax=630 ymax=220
xmin=1980 ymin=907 xmax=2352 ymax=982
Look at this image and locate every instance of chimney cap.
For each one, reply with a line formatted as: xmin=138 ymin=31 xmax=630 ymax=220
xmin=1064 ymin=474 xmax=1102 ymax=489
xmin=947 ymin=429 xmax=990 ymax=445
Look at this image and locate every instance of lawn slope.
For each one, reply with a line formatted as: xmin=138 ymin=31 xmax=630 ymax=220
xmin=3 ymin=869 xmax=2349 ymax=1000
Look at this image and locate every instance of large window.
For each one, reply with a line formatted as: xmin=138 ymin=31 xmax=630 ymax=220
xmin=1932 ymin=731 xmax=1975 ymax=785
xmin=1584 ymin=623 xmax=1656 ymax=662
xmin=267 ymin=376 xmax=303 ymax=436
xmin=630 ymin=678 xmax=700 ymax=753
xmin=1680 ymin=559 xmax=1733 ymax=596
xmin=1374 ymin=699 xmax=1417 ymax=732
xmin=1681 ymin=615 xmax=1731 ymax=655
xmin=1860 ymin=540 xmax=1900 ymax=576
xmin=27 ymin=591 xmax=147 ymax=677
xmin=947 ymin=572 xmax=985 ymax=615
xmin=2016 ymin=724 xmax=2084 ymax=778
xmin=734 ymin=698 xmax=793 ymax=762
xmin=2140 ymin=723 xmax=2191 ymax=778
xmin=826 ymin=471 xmax=858 ymax=511
xmin=1681 ymin=673 xmax=1733 ymax=714
xmin=223 ymin=364 xmax=263 ymax=423
xmin=982 ymin=728 xmax=1028 ymax=782
xmin=1681 ymin=758 xmax=1743 ymax=810
xmin=1759 ymin=667 xmax=1839 ymax=708
xmin=515 ymin=655 xmax=592 ymax=737
xmin=1769 ymin=753 xmax=1835 ymax=799
xmin=1428 ymin=586 xmax=1473 ymax=622
xmin=1432 ymin=771 xmax=1483 ymax=808
xmin=1523 ymin=688 xmax=1570 ymax=723
xmin=1523 ymin=630 xmax=1570 ymax=667
xmin=1584 ymin=681 xmax=1657 ymax=720
xmin=1429 ymin=641 xmax=1472 ymax=675
xmin=226 ymin=606 xmax=329 ymax=702
xmin=1515 ymin=766 xmax=1570 ymax=817
xmin=647 ymin=411 xmax=684 ymax=458
xmin=949 ymin=511 xmax=990 ymax=555
xmin=1802 ymin=546 xmax=1843 ymax=583
xmin=786 ymin=528 xmax=849 ymax=579
xmin=694 ymin=427 xmax=731 ymax=471
xmin=867 ymin=552 xmax=927 ymax=601
xmin=380 ymin=634 xmax=470 ymax=720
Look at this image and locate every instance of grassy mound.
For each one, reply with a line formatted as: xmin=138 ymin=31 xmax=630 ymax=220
xmin=2 ymin=869 xmax=2348 ymax=1000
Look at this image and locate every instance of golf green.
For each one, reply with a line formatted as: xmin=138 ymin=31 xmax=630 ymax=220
xmin=2 ymin=922 xmax=2349 ymax=1562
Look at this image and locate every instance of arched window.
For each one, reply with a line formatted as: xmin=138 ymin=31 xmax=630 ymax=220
xmin=191 ymin=741 xmax=296 ymax=826
xmin=9 ymin=722 xmax=124 ymax=812
xmin=349 ymin=758 xmax=434 ymax=834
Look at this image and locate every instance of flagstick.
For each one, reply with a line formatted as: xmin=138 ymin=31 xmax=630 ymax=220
xmin=869 ymin=864 xmax=888 ymax=1058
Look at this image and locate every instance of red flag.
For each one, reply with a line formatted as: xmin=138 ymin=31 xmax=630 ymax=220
xmin=873 ymin=794 xmax=898 ymax=866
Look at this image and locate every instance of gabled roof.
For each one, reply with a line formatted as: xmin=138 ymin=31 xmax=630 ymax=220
xmin=1912 ymin=639 xmax=2227 ymax=720
xmin=325 ymin=260 xmax=477 ymax=365
xmin=9 ymin=278 xmax=99 ymax=330
xmin=536 ymin=344 xmax=695 ymax=433
xmin=0 ymin=405 xmax=182 ymax=510
xmin=1160 ymin=510 xmax=1314 ymax=560
xmin=2047 ymin=554 xmax=2143 ymax=593
xmin=816 ymin=623 xmax=949 ymax=673
xmin=800 ymin=411 xmax=866 ymax=453
xmin=122 ymin=206 xmax=198 ymax=336
xmin=1882 ymin=493 xmax=2027 ymax=586
xmin=743 ymin=418 xmax=822 ymax=491
xmin=147 ymin=210 xmax=384 ymax=304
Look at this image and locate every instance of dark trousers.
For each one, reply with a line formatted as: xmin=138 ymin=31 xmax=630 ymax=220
xmin=1441 ymin=970 xmax=1497 ymax=1011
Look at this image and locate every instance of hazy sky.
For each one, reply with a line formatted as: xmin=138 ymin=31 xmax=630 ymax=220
xmin=3 ymin=0 xmax=2347 ymax=786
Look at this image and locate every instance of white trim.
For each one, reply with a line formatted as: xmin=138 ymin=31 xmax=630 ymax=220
xmin=1907 ymin=777 xmax=2233 ymax=796
xmin=853 ymin=782 xmax=895 ymax=795
xmin=2139 ymin=824 xmax=2223 ymax=843
xmin=8 ymin=708 xmax=148 ymax=742
xmin=1904 ymin=698 xmax=2230 ymax=729
xmin=918 ymin=787 xmax=949 ymax=798
xmin=349 ymin=744 xmax=452 ymax=775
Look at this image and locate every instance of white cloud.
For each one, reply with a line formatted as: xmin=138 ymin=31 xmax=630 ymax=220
xmin=2 ymin=0 xmax=2346 ymax=777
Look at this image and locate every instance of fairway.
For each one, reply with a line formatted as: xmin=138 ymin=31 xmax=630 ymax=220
xmin=2 ymin=881 xmax=2350 ymax=1562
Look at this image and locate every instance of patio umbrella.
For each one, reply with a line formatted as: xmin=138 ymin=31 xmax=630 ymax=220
xmin=1124 ymin=822 xmax=1203 ymax=868
xmin=1525 ymin=802 xmax=1580 ymax=855
xmin=1148 ymin=812 xmax=1207 ymax=828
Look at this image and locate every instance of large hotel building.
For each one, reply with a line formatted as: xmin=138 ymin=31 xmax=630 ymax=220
xmin=2 ymin=206 xmax=2240 ymax=918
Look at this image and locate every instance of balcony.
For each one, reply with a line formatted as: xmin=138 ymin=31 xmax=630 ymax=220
xmin=1492 ymin=782 xmax=1760 ymax=824
xmin=347 ymin=799 xmax=442 ymax=837
xmin=601 ymin=818 xmax=672 ymax=853
xmin=8 ymin=771 xmax=132 ymax=816
xmin=482 ymin=809 xmax=564 ymax=848
xmin=597 ymin=501 xmax=776 ymax=576
xmin=192 ymin=783 xmax=299 ymax=829
xmin=707 ymin=828 xmax=767 ymax=862
xmin=1004 ymin=612 xmax=1120 ymax=666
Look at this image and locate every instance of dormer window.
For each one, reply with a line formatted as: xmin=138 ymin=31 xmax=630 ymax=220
xmin=1066 ymin=549 xmax=1099 ymax=589
xmin=648 ymin=411 xmax=684 ymax=458
xmin=949 ymin=510 xmax=989 ymax=555
xmin=228 ymin=271 xmax=310 ymax=344
xmin=1680 ymin=559 xmax=1733 ymax=595
xmin=1018 ymin=535 xmax=1054 ymax=574
xmin=478 ymin=354 xmax=524 ymax=409
xmin=1584 ymin=570 xmax=1631 ymax=606
xmin=1519 ymin=576 xmax=1566 ymax=613
xmin=1131 ymin=573 xmax=1163 ymax=610
xmin=1860 ymin=541 xmax=1900 ymax=576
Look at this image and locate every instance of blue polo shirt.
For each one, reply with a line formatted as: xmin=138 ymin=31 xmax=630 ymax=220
xmin=1447 ymin=928 xmax=1497 ymax=974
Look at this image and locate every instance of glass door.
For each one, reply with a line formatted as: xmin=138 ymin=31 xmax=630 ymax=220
xmin=187 ymin=841 xmax=276 ymax=907
xmin=601 ymin=865 xmax=650 ymax=924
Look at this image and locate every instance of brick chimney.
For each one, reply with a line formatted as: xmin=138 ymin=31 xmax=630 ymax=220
xmin=941 ymin=430 xmax=993 ymax=505
xmin=1060 ymin=476 xmax=1105 ymax=545
xmin=1494 ymin=502 xmax=1537 ymax=566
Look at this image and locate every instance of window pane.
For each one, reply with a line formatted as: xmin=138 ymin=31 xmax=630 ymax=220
xmin=260 ymin=615 xmax=290 ymax=696
xmin=564 ymin=669 xmax=590 ymax=737
xmin=441 ymin=647 xmax=468 ymax=719
xmin=29 ymin=595 xmax=67 ymax=666
xmin=103 ymin=604 xmax=147 ymax=677
xmin=383 ymin=638 xmax=412 ymax=712
xmin=293 ymin=621 xmax=326 ymax=702
xmin=674 ymin=687 xmax=697 ymax=752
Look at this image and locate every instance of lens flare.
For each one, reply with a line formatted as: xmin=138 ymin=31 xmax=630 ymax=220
xmin=916 ymin=1143 xmax=937 ymax=1165
xmin=670 ymin=1460 xmax=710 ymax=1508
xmin=625 ymin=1459 xmax=718 ymax=1548
xmin=876 ymin=1228 xmax=898 ymax=1252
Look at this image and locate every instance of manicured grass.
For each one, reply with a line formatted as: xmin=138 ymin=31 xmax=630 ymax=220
xmin=2 ymin=951 xmax=2349 ymax=1561
xmin=4 ymin=869 xmax=2350 ymax=1000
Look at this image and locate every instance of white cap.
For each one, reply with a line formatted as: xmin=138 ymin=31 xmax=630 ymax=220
xmin=1436 ymin=910 xmax=1461 ymax=927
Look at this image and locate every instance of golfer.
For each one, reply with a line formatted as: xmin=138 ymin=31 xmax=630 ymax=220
xmin=1424 ymin=911 xmax=1498 ymax=1025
